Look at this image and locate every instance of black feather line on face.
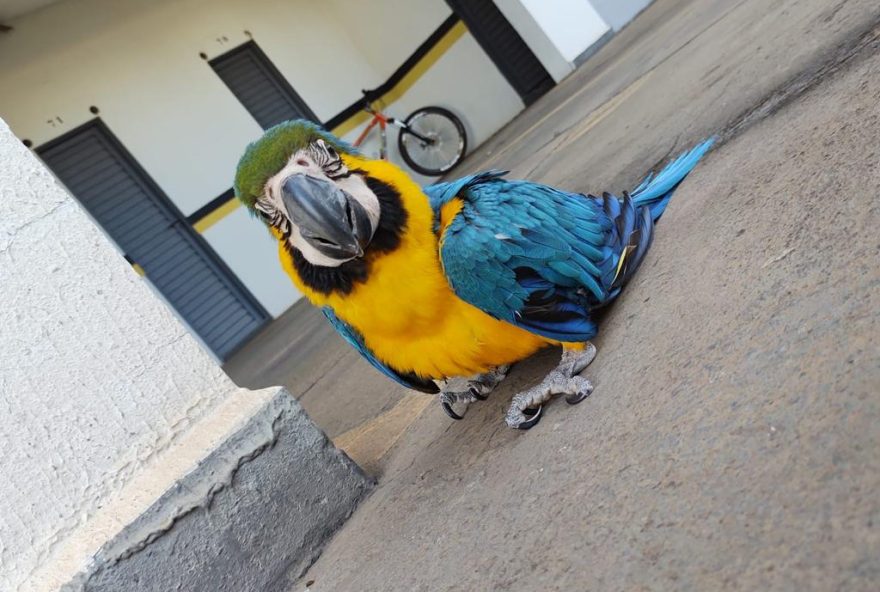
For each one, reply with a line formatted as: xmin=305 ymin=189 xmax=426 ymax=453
xmin=363 ymin=175 xmax=406 ymax=253
xmin=283 ymin=172 xmax=407 ymax=295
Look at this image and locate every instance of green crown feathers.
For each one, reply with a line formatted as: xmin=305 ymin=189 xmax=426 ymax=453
xmin=234 ymin=120 xmax=358 ymax=211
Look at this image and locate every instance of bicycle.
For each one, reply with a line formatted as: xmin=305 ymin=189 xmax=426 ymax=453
xmin=352 ymin=90 xmax=468 ymax=177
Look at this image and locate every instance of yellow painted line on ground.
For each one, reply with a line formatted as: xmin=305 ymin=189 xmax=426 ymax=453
xmin=193 ymin=195 xmax=242 ymax=233
xmin=481 ymin=69 xmax=653 ymax=168
xmin=333 ymin=395 xmax=432 ymax=475
xmin=556 ymin=72 xmax=650 ymax=149
xmin=131 ymin=263 xmax=146 ymax=276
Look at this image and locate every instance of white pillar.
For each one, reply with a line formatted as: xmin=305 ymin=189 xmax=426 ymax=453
xmin=0 ymin=119 xmax=370 ymax=592
xmin=0 ymin=117 xmax=237 ymax=591
xmin=494 ymin=0 xmax=611 ymax=82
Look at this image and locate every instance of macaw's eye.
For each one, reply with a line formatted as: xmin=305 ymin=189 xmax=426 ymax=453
xmin=325 ymin=144 xmax=337 ymax=159
xmin=255 ymin=198 xmax=276 ymax=222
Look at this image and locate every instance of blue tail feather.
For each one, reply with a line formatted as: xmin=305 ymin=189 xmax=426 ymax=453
xmin=631 ymin=138 xmax=715 ymax=221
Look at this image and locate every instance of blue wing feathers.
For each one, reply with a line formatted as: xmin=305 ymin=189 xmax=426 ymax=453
xmin=631 ymin=138 xmax=715 ymax=219
xmin=433 ymin=140 xmax=713 ymax=343
xmin=439 ymin=176 xmax=606 ymax=342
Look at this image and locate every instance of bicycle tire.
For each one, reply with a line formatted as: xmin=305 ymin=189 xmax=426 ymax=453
xmin=397 ymin=106 xmax=468 ymax=176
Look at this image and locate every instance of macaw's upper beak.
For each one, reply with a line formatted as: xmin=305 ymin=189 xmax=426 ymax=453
xmin=281 ymin=173 xmax=374 ymax=260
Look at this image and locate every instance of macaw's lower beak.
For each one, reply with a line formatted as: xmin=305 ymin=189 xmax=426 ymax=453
xmin=281 ymin=173 xmax=373 ymax=260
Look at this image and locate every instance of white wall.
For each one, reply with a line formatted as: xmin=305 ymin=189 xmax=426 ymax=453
xmin=517 ymin=0 xmax=610 ymax=62
xmin=0 ymin=118 xmax=238 ymax=592
xmin=0 ymin=0 xmax=525 ymax=322
xmin=494 ymin=0 xmax=575 ymax=82
xmin=325 ymin=0 xmax=451 ymax=75
xmin=202 ymin=206 xmax=298 ymax=317
xmin=325 ymin=0 xmax=524 ymax=184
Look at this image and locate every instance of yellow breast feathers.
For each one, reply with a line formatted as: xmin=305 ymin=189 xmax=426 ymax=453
xmin=276 ymin=156 xmax=552 ymax=379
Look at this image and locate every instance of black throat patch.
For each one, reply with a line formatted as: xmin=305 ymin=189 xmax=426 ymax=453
xmin=284 ymin=174 xmax=407 ymax=295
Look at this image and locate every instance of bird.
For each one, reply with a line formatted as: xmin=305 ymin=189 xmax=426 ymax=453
xmin=234 ymin=120 xmax=713 ymax=429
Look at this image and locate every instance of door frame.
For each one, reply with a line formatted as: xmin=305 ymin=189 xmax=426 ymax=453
xmin=209 ymin=40 xmax=320 ymax=129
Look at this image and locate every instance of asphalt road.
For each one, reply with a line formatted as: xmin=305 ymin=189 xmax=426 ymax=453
xmin=233 ymin=0 xmax=880 ymax=589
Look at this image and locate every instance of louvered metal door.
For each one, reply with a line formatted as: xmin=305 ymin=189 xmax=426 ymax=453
xmin=210 ymin=41 xmax=318 ymax=130
xmin=38 ymin=120 xmax=268 ymax=360
xmin=445 ymin=0 xmax=555 ymax=105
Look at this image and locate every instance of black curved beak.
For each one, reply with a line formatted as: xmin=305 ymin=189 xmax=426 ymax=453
xmin=280 ymin=174 xmax=373 ymax=260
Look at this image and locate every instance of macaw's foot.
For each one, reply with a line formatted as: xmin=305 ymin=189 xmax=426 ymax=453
xmin=438 ymin=390 xmax=479 ymax=420
xmin=505 ymin=344 xmax=597 ymax=430
xmin=438 ymin=365 xmax=511 ymax=420
xmin=467 ymin=365 xmax=510 ymax=400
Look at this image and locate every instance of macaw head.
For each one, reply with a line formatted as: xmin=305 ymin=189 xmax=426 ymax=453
xmin=235 ymin=120 xmax=421 ymax=297
xmin=235 ymin=120 xmax=380 ymax=266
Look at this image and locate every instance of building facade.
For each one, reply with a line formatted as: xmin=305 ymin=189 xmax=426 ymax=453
xmin=0 ymin=0 xmax=652 ymax=360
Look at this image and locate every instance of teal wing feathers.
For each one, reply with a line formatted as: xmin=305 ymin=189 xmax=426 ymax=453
xmin=427 ymin=175 xmax=608 ymax=342
xmin=423 ymin=139 xmax=713 ymax=343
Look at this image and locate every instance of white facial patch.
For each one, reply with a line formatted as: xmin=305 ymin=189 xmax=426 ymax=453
xmin=256 ymin=140 xmax=381 ymax=267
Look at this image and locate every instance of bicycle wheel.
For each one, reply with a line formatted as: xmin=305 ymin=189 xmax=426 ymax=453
xmin=397 ymin=106 xmax=467 ymax=176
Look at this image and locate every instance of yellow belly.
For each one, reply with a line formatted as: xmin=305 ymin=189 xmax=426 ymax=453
xmin=276 ymin=155 xmax=570 ymax=379
xmin=280 ymin=219 xmax=553 ymax=378
xmin=359 ymin=286 xmax=553 ymax=379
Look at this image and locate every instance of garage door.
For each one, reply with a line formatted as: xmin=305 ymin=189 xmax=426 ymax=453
xmin=38 ymin=120 xmax=269 ymax=360
xmin=446 ymin=0 xmax=555 ymax=105
xmin=210 ymin=41 xmax=318 ymax=130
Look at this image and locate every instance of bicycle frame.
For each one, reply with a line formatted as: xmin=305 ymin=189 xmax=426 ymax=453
xmin=352 ymin=103 xmax=433 ymax=160
xmin=353 ymin=108 xmax=393 ymax=160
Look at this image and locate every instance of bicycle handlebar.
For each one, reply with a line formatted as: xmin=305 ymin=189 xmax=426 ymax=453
xmin=361 ymin=88 xmax=379 ymax=113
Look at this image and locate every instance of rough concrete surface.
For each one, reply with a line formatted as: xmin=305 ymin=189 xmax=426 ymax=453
xmin=0 ymin=119 xmax=238 ymax=592
xmin=64 ymin=387 xmax=372 ymax=592
xmin=276 ymin=0 xmax=880 ymax=590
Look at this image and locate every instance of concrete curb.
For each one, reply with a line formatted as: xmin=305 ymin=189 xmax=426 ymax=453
xmin=58 ymin=387 xmax=373 ymax=592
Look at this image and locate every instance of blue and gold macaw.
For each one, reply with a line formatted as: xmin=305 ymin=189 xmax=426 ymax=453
xmin=234 ymin=120 xmax=713 ymax=429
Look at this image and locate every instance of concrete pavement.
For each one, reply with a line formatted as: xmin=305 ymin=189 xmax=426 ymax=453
xmin=303 ymin=61 xmax=879 ymax=592
xmin=234 ymin=0 xmax=879 ymax=588
xmin=225 ymin=300 xmax=410 ymax=439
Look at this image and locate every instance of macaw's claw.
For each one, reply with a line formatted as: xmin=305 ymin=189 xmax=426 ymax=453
xmin=565 ymin=386 xmax=593 ymax=405
xmin=467 ymin=364 xmax=510 ymax=401
xmin=469 ymin=384 xmax=489 ymax=401
xmin=515 ymin=406 xmax=543 ymax=430
xmin=505 ymin=344 xmax=597 ymax=430
xmin=441 ymin=401 xmax=463 ymax=420
xmin=438 ymin=365 xmax=511 ymax=421
xmin=439 ymin=391 xmax=466 ymax=420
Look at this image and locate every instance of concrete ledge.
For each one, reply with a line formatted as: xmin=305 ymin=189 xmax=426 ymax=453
xmin=46 ymin=387 xmax=372 ymax=592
